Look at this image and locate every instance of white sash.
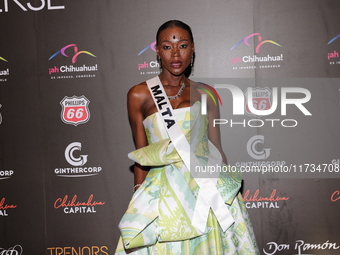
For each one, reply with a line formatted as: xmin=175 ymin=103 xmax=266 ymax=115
xmin=146 ymin=76 xmax=234 ymax=233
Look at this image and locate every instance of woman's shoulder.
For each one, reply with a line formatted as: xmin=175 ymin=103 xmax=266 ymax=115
xmin=190 ymin=80 xmax=214 ymax=94
xmin=127 ymin=82 xmax=150 ymax=101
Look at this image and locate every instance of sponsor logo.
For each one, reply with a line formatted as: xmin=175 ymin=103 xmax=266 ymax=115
xmin=0 ymin=0 xmax=64 ymax=12
xmin=48 ymin=44 xmax=97 ymax=79
xmin=210 ymin=85 xmax=311 ymax=128
xmin=60 ymin=95 xmax=90 ymax=126
xmin=0 ymin=56 xmax=8 ymax=62
xmin=54 ymin=194 xmax=105 ymax=214
xmin=0 ymin=197 xmax=17 ymax=216
xmin=0 ymin=245 xmax=23 ymax=254
xmin=247 ymin=135 xmax=270 ymax=160
xmin=235 ymin=135 xmax=285 ymax=168
xmin=331 ymin=190 xmax=340 ymax=202
xmin=244 ymin=87 xmax=272 ymax=117
xmin=263 ymin=240 xmax=339 ymax=255
xmin=243 ymin=189 xmax=289 ymax=209
xmin=47 ymin=246 xmax=109 ymax=255
xmin=138 ymin=41 xmax=160 ymax=76
xmin=138 ymin=41 xmax=156 ymax=56
xmin=0 ymin=169 xmax=14 ymax=180
xmin=230 ymin=33 xmax=283 ymax=70
xmin=327 ymin=34 xmax=340 ymax=65
xmin=0 ymin=55 xmax=9 ymax=82
xmin=54 ymin=142 xmax=102 ymax=177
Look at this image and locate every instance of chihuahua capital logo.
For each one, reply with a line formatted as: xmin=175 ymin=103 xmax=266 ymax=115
xmin=49 ymin=44 xmax=96 ymax=63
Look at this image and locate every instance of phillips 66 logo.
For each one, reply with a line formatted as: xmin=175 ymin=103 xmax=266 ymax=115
xmin=60 ymin=95 xmax=90 ymax=126
xmin=244 ymin=87 xmax=272 ymax=117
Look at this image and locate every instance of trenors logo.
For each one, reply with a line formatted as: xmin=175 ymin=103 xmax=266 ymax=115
xmin=231 ymin=33 xmax=282 ymax=53
xmin=60 ymin=95 xmax=90 ymax=126
xmin=49 ymin=44 xmax=96 ymax=63
xmin=138 ymin=41 xmax=156 ymax=56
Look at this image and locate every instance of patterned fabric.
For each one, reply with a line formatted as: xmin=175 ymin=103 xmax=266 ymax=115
xmin=115 ymin=101 xmax=259 ymax=255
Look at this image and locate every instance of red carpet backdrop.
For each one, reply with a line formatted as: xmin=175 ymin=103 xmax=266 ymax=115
xmin=0 ymin=0 xmax=340 ymax=254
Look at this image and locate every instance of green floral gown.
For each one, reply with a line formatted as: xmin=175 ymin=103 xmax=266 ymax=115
xmin=115 ymin=101 xmax=259 ymax=255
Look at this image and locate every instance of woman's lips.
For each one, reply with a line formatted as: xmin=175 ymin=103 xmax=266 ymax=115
xmin=170 ymin=61 xmax=183 ymax=68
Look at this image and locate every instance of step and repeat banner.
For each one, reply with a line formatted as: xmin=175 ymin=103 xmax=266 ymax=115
xmin=1 ymin=0 xmax=340 ymax=254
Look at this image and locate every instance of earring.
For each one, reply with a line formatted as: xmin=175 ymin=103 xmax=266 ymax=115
xmin=157 ymin=56 xmax=162 ymax=69
xmin=190 ymin=55 xmax=194 ymax=76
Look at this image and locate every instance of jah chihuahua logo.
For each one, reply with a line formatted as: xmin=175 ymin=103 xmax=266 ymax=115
xmin=49 ymin=44 xmax=96 ymax=63
xmin=231 ymin=33 xmax=282 ymax=53
xmin=60 ymin=96 xmax=90 ymax=126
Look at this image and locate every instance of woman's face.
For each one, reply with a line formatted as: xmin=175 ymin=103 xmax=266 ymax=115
xmin=156 ymin=26 xmax=194 ymax=76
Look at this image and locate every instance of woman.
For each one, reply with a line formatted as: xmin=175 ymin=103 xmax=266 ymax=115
xmin=115 ymin=20 xmax=259 ymax=254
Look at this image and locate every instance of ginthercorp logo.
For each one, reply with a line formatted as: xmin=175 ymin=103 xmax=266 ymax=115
xmin=54 ymin=142 xmax=102 ymax=177
xmin=60 ymin=95 xmax=90 ymax=126
xmin=47 ymin=246 xmax=108 ymax=255
xmin=48 ymin=44 xmax=98 ymax=79
xmin=235 ymin=135 xmax=285 ymax=169
xmin=0 ymin=245 xmax=23 ymax=254
xmin=138 ymin=41 xmax=160 ymax=76
xmin=243 ymin=189 xmax=289 ymax=209
xmin=0 ymin=0 xmax=64 ymax=12
xmin=206 ymin=85 xmax=311 ymax=128
xmin=0 ymin=165 xmax=14 ymax=180
xmin=327 ymin=34 xmax=340 ymax=65
xmin=65 ymin=142 xmax=88 ymax=166
xmin=230 ymin=33 xmax=283 ymax=70
xmin=54 ymin=194 xmax=105 ymax=214
xmin=247 ymin=135 xmax=270 ymax=160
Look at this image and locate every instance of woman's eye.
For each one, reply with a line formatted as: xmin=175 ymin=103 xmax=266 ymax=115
xmin=163 ymin=45 xmax=171 ymax=50
xmin=179 ymin=44 xmax=188 ymax=49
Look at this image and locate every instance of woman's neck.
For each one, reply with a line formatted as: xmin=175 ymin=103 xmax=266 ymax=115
xmin=158 ymin=72 xmax=186 ymax=87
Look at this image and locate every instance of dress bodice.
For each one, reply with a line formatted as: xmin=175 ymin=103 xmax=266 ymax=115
xmin=142 ymin=101 xmax=209 ymax=157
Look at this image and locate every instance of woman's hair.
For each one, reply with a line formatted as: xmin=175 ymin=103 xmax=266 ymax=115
xmin=156 ymin=20 xmax=194 ymax=45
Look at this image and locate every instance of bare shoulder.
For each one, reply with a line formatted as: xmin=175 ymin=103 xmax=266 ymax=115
xmin=127 ymin=82 xmax=149 ymax=100
xmin=191 ymin=81 xmax=213 ymax=93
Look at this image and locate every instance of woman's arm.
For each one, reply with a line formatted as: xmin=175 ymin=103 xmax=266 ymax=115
xmin=127 ymin=84 xmax=150 ymax=189
xmin=206 ymin=88 xmax=228 ymax=165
